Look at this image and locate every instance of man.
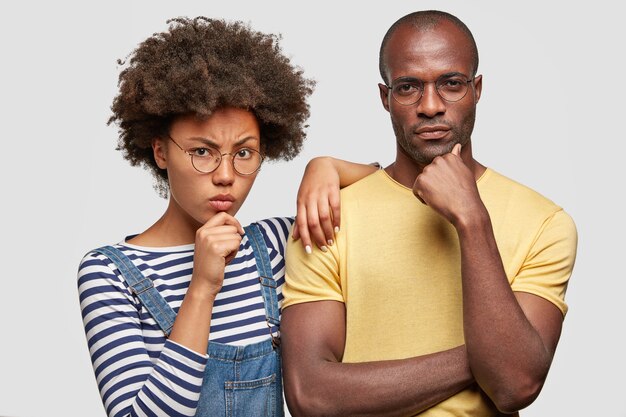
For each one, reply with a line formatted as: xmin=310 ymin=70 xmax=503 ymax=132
xmin=281 ymin=9 xmax=577 ymax=417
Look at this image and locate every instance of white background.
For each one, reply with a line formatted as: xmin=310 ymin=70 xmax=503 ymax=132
xmin=1 ymin=1 xmax=624 ymax=416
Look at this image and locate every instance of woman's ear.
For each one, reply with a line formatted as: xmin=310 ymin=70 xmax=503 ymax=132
xmin=152 ymin=138 xmax=168 ymax=169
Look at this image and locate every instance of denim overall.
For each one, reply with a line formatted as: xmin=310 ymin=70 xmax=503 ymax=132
xmin=94 ymin=224 xmax=284 ymax=417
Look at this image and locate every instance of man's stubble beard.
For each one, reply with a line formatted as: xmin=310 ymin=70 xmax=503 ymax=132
xmin=391 ymin=108 xmax=477 ymax=166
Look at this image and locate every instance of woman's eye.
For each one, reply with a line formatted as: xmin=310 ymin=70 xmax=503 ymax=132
xmin=236 ymin=149 xmax=252 ymax=159
xmin=192 ymin=148 xmax=212 ymax=157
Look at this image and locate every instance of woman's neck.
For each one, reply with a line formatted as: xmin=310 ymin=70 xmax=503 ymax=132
xmin=126 ymin=199 xmax=202 ymax=247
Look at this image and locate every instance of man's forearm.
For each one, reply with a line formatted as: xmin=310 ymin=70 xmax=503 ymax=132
xmin=283 ymin=344 xmax=473 ymax=417
xmin=456 ymin=211 xmax=553 ymax=412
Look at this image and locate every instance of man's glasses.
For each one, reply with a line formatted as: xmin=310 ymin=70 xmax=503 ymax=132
xmin=385 ymin=74 xmax=474 ymax=105
xmin=168 ymin=135 xmax=263 ymax=175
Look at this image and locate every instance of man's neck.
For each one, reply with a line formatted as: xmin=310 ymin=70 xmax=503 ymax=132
xmin=387 ymin=141 xmax=486 ymax=188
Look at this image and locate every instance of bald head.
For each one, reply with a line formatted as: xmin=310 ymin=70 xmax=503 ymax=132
xmin=379 ymin=10 xmax=479 ymax=85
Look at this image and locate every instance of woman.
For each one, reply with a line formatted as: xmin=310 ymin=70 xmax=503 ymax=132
xmin=77 ymin=16 xmax=375 ymax=417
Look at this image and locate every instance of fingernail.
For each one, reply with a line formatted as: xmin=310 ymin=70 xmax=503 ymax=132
xmin=334 ymin=226 xmax=340 ymax=233
xmin=327 ymin=239 xmax=334 ymax=246
xmin=305 ymin=245 xmax=312 ymax=254
xmin=320 ymin=246 xmax=328 ymax=252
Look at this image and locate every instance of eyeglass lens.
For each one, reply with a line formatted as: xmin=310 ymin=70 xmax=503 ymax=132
xmin=391 ymin=75 xmax=471 ymax=105
xmin=191 ymin=148 xmax=262 ymax=175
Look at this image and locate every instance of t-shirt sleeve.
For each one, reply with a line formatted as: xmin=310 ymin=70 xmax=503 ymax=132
xmin=511 ymin=209 xmax=578 ymax=316
xmin=283 ymin=233 xmax=344 ymax=309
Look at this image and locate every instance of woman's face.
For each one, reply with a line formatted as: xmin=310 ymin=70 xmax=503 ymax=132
xmin=154 ymin=107 xmax=261 ymax=227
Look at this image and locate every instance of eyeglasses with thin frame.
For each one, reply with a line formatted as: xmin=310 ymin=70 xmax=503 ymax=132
xmin=386 ymin=74 xmax=474 ymax=105
xmin=167 ymin=135 xmax=263 ymax=175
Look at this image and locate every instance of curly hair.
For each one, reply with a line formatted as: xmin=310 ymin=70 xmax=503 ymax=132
xmin=108 ymin=16 xmax=315 ymax=195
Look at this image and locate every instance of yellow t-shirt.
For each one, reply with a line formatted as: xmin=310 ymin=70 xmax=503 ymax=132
xmin=283 ymin=168 xmax=577 ymax=416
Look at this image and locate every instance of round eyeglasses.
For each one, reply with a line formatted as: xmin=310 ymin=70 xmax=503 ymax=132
xmin=386 ymin=74 xmax=474 ymax=105
xmin=168 ymin=135 xmax=263 ymax=175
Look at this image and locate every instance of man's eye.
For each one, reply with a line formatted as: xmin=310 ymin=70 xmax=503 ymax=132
xmin=394 ymin=83 xmax=420 ymax=95
xmin=440 ymin=79 xmax=464 ymax=90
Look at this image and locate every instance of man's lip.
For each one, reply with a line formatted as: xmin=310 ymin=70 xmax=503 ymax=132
xmin=416 ymin=129 xmax=450 ymax=140
xmin=415 ymin=125 xmax=450 ymax=134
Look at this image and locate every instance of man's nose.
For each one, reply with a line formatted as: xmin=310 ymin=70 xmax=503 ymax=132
xmin=416 ymin=83 xmax=446 ymax=118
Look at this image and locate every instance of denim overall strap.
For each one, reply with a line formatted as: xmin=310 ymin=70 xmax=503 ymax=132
xmin=93 ymin=245 xmax=177 ymax=336
xmin=243 ymin=224 xmax=280 ymax=346
xmin=195 ymin=225 xmax=284 ymax=416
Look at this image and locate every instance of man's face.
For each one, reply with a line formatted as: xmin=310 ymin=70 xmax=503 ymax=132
xmin=379 ymin=21 xmax=482 ymax=166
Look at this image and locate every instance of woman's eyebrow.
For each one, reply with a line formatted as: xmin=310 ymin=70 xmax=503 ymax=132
xmin=184 ymin=137 xmax=219 ymax=147
xmin=184 ymin=135 xmax=259 ymax=148
xmin=234 ymin=136 xmax=260 ymax=147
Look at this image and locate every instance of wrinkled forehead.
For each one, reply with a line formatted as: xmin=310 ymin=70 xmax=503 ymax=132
xmin=383 ymin=22 xmax=475 ymax=81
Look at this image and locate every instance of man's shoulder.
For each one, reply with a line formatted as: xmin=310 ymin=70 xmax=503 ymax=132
xmin=340 ymin=169 xmax=404 ymax=201
xmin=481 ymin=168 xmax=563 ymax=215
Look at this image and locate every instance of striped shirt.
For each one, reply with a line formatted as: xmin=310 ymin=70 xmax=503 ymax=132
xmin=77 ymin=217 xmax=293 ymax=417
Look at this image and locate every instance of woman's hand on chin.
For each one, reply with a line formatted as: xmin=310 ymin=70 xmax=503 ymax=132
xmin=191 ymin=212 xmax=244 ymax=296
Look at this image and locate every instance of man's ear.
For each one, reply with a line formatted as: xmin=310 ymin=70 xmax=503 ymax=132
xmin=473 ymin=74 xmax=483 ymax=104
xmin=152 ymin=138 xmax=168 ymax=169
xmin=378 ymin=83 xmax=391 ymax=112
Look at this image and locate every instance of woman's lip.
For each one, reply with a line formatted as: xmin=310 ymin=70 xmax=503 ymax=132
xmin=208 ymin=200 xmax=234 ymax=211
xmin=211 ymin=194 xmax=235 ymax=201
